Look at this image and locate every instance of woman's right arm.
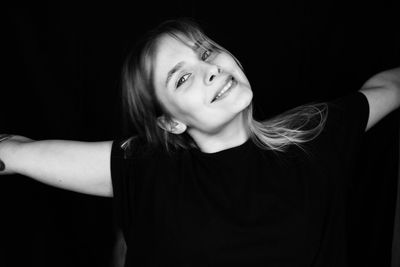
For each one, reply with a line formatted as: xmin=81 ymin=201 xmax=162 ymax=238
xmin=0 ymin=135 xmax=113 ymax=197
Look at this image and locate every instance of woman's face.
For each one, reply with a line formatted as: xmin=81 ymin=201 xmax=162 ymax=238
xmin=152 ymin=33 xmax=253 ymax=135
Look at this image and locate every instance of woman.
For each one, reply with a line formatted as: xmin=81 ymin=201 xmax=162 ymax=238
xmin=0 ymin=18 xmax=399 ymax=266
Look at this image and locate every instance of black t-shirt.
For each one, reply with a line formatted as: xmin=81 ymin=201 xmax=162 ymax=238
xmin=110 ymin=91 xmax=370 ymax=266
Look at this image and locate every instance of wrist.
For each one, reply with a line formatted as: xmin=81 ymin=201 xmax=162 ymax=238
xmin=0 ymin=136 xmax=22 ymax=174
xmin=0 ymin=134 xmax=14 ymax=143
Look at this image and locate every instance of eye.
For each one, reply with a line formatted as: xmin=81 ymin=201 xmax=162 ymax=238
xmin=176 ymin=73 xmax=191 ymax=88
xmin=201 ymin=49 xmax=212 ymax=61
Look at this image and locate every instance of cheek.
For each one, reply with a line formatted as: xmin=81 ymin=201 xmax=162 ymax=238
xmin=235 ymin=87 xmax=253 ymax=109
xmin=219 ymin=56 xmax=249 ymax=84
xmin=165 ymin=93 xmax=205 ymax=121
xmin=170 ymin=98 xmax=222 ymax=129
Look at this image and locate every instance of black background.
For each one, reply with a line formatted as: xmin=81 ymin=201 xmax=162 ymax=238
xmin=2 ymin=1 xmax=399 ymax=266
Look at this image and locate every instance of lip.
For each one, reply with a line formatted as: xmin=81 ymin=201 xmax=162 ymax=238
xmin=211 ymin=75 xmax=236 ymax=103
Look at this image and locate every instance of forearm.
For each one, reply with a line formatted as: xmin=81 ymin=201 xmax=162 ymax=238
xmin=0 ymin=136 xmax=113 ymax=197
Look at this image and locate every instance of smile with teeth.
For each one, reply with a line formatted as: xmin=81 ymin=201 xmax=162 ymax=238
xmin=211 ymin=77 xmax=235 ymax=103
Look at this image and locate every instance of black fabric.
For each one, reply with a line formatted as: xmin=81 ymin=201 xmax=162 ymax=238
xmin=110 ymin=91 xmax=369 ymax=266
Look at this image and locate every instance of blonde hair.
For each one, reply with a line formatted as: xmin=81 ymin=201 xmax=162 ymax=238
xmin=121 ymin=17 xmax=328 ymax=153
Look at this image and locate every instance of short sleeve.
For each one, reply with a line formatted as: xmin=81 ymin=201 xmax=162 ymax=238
xmin=309 ymin=91 xmax=370 ymax=169
xmin=328 ymin=91 xmax=370 ymax=130
xmin=110 ymin=136 xmax=165 ymax=248
xmin=110 ymin=138 xmax=135 ymax=238
xmin=110 ymin=136 xmax=152 ymax=240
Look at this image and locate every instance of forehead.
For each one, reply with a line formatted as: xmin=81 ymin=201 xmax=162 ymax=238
xmin=158 ymin=35 xmax=195 ymax=61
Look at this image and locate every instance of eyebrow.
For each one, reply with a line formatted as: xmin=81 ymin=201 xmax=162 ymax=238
xmin=164 ymin=42 xmax=207 ymax=88
xmin=165 ymin=61 xmax=184 ymax=88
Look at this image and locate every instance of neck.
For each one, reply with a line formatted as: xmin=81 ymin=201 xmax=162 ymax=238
xmin=188 ymin=113 xmax=250 ymax=153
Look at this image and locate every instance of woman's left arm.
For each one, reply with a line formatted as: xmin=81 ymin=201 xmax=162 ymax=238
xmin=359 ymin=67 xmax=400 ymax=132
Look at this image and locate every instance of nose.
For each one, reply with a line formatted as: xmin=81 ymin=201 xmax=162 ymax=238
xmin=205 ymin=64 xmax=221 ymax=85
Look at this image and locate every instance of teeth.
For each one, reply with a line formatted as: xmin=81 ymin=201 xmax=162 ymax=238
xmin=214 ymin=79 xmax=233 ymax=101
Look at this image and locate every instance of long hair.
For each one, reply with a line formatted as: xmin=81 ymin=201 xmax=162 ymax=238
xmin=121 ymin=17 xmax=328 ymax=153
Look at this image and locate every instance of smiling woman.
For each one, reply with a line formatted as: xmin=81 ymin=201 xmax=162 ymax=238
xmin=0 ymin=16 xmax=399 ymax=267
xmin=121 ymin=17 xmax=329 ymax=154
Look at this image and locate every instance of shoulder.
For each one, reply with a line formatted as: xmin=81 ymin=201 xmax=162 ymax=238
xmin=302 ymin=92 xmax=369 ymax=156
xmin=111 ymin=136 xmax=158 ymax=160
xmin=325 ymin=91 xmax=370 ymax=128
xmin=328 ymin=91 xmax=369 ymax=111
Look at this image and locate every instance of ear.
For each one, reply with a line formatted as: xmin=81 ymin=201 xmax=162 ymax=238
xmin=157 ymin=116 xmax=187 ymax=134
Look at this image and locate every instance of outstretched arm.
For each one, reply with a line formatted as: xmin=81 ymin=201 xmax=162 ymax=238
xmin=359 ymin=67 xmax=400 ymax=132
xmin=0 ymin=135 xmax=113 ymax=197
